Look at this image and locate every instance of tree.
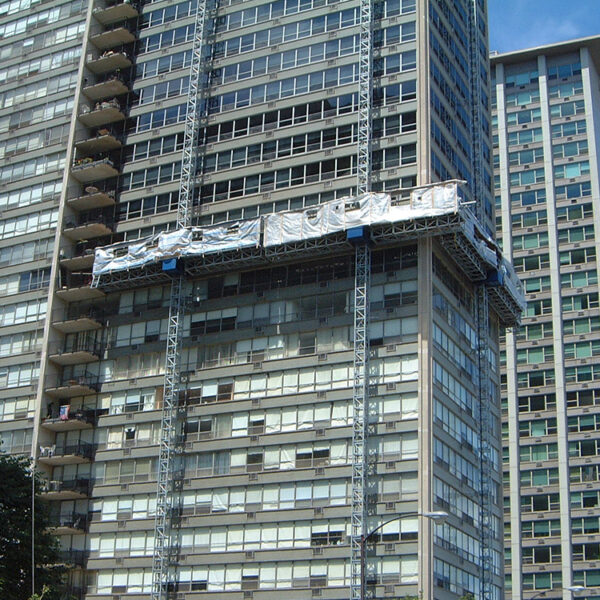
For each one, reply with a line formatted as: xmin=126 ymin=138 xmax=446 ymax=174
xmin=0 ymin=453 xmax=66 ymax=600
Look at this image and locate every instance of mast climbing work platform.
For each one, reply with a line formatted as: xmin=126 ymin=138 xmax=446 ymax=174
xmin=92 ymin=181 xmax=524 ymax=597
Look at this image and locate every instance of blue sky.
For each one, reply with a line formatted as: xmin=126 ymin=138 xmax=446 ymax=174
xmin=489 ymin=0 xmax=600 ymax=54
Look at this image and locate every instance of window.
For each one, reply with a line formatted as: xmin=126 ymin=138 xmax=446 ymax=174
xmin=509 ymin=167 xmax=544 ymax=187
xmin=506 ymin=107 xmax=541 ymax=125
xmin=519 ymin=418 xmax=557 ymax=437
xmin=557 ymin=202 xmax=593 ymax=222
xmin=563 ymin=316 xmax=600 ymax=335
xmin=560 ymin=247 xmax=595 ymax=266
xmin=550 ymin=99 xmax=585 ymax=118
xmin=552 ymin=120 xmax=586 ymax=138
xmin=507 ymin=128 xmax=542 ymax=146
xmin=519 ymin=394 xmax=556 ymax=413
xmin=562 ymin=292 xmax=599 ymax=312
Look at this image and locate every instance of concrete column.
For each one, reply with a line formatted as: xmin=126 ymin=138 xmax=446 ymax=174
xmin=417 ymin=236 xmax=433 ymax=599
xmin=494 ymin=61 xmax=523 ymax=600
xmin=537 ymin=53 xmax=573 ymax=600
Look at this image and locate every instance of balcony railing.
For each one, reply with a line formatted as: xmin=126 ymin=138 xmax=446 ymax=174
xmin=41 ymin=478 xmax=91 ymax=499
xmin=86 ymin=49 xmax=133 ymax=75
xmin=63 ymin=210 xmax=115 ymax=241
xmin=90 ymin=24 xmax=136 ymax=50
xmin=38 ymin=441 xmax=95 ymax=465
xmin=43 ymin=407 xmax=94 ymax=431
xmin=57 ymin=549 xmax=89 ymax=567
xmin=71 ymin=156 xmax=120 ymax=183
xmin=92 ymin=0 xmax=140 ymax=26
xmin=74 ymin=130 xmax=123 ymax=155
xmin=56 ymin=272 xmax=105 ymax=302
xmin=79 ymin=98 xmax=125 ymax=127
xmin=48 ymin=338 xmax=102 ymax=366
xmin=68 ymin=185 xmax=116 ymax=211
xmin=49 ymin=512 xmax=89 ymax=532
xmin=83 ymin=74 xmax=131 ymax=102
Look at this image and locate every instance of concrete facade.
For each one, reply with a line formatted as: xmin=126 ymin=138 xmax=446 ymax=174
xmin=492 ymin=37 xmax=600 ymax=600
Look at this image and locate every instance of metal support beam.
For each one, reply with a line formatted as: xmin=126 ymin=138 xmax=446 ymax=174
xmin=468 ymin=0 xmax=484 ymax=220
xmin=351 ymin=242 xmax=371 ymax=600
xmin=357 ymin=0 xmax=372 ymax=196
xmin=352 ymin=0 xmax=373 ymax=597
xmin=477 ymin=285 xmax=494 ymax=600
xmin=151 ymin=1 xmax=212 ymax=598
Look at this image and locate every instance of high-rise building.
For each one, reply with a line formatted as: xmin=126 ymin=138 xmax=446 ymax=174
xmin=0 ymin=1 xmax=523 ymax=599
xmin=492 ymin=36 xmax=600 ymax=600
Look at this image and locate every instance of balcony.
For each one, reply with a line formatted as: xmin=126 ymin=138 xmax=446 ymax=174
xmin=56 ymin=273 xmax=104 ymax=302
xmin=63 ymin=212 xmax=114 ymax=242
xmin=86 ymin=50 xmax=132 ymax=75
xmin=93 ymin=1 xmax=139 ymax=26
xmin=48 ymin=339 xmax=102 ymax=366
xmin=37 ymin=441 xmax=95 ymax=466
xmin=49 ymin=512 xmax=89 ymax=535
xmin=42 ymin=408 xmax=94 ymax=432
xmin=61 ymin=235 xmax=117 ymax=270
xmin=68 ymin=187 xmax=116 ymax=211
xmin=56 ymin=549 xmax=89 ymax=568
xmin=83 ymin=75 xmax=129 ymax=101
xmin=71 ymin=157 xmax=119 ymax=183
xmin=53 ymin=308 xmax=103 ymax=334
xmin=40 ymin=478 xmax=90 ymax=500
xmin=75 ymin=131 xmax=122 ymax=155
xmin=59 ymin=249 xmax=96 ymax=271
xmin=46 ymin=372 xmax=100 ymax=399
xmin=90 ymin=26 xmax=136 ymax=50
xmin=79 ymin=99 xmax=125 ymax=128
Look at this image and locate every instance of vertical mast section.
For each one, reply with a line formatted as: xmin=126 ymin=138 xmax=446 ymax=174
xmin=351 ymin=1 xmax=373 ymax=600
xmin=151 ymin=1 xmax=211 ymax=599
xmin=477 ymin=286 xmax=494 ymax=600
xmin=351 ymin=242 xmax=371 ymax=600
xmin=357 ymin=0 xmax=373 ymax=197
xmin=468 ymin=1 xmax=494 ymax=596
xmin=468 ymin=0 xmax=484 ymax=220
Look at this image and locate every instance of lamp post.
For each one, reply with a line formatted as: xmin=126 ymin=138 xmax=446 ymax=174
xmin=530 ymin=586 xmax=586 ymax=599
xmin=360 ymin=511 xmax=449 ymax=600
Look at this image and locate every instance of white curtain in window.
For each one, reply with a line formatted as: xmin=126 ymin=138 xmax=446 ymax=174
xmin=280 ymin=446 xmax=294 ymax=469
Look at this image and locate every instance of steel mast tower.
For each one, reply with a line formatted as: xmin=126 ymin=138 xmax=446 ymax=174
xmin=467 ymin=1 xmax=495 ymax=597
xmin=350 ymin=1 xmax=373 ymax=599
xmin=151 ymin=1 xmax=212 ymax=598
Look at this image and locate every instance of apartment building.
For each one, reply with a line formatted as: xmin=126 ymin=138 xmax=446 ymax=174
xmin=492 ymin=37 xmax=600 ymax=600
xmin=0 ymin=1 xmax=521 ymax=599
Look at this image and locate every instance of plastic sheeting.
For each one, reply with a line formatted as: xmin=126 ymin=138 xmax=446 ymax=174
xmin=500 ymin=258 xmax=527 ymax=312
xmin=93 ymin=189 xmax=462 ymax=274
xmin=94 ymin=185 xmax=520 ymax=292
xmin=263 ymin=192 xmax=392 ymax=247
xmin=93 ymin=218 xmax=261 ymax=275
xmin=184 ymin=219 xmax=261 ymax=256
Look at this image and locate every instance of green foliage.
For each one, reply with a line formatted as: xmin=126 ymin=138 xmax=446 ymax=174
xmin=29 ymin=585 xmax=50 ymax=600
xmin=459 ymin=594 xmax=475 ymax=600
xmin=0 ymin=453 xmax=65 ymax=600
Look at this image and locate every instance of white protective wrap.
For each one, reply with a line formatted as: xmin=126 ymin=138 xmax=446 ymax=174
xmin=184 ymin=218 xmax=261 ymax=256
xmin=263 ymin=193 xmax=391 ymax=247
xmin=410 ymin=182 xmax=458 ymax=211
xmin=93 ymin=219 xmax=261 ymax=275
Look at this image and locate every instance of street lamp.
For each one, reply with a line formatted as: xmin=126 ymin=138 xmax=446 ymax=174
xmin=360 ymin=511 xmax=449 ymax=600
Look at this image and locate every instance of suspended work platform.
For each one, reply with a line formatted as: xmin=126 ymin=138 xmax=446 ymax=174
xmin=91 ymin=182 xmax=525 ymax=327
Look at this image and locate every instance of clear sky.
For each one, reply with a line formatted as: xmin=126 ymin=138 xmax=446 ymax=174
xmin=488 ymin=0 xmax=600 ymax=54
